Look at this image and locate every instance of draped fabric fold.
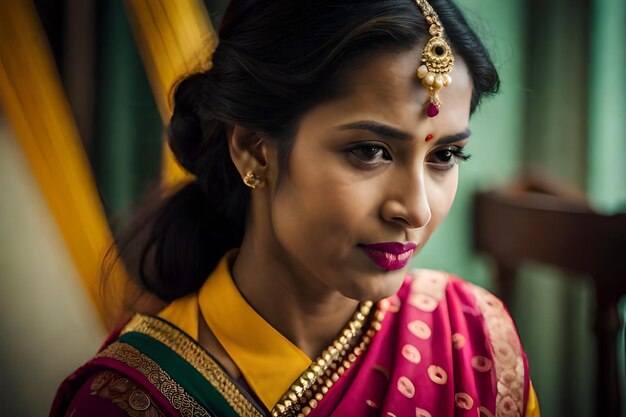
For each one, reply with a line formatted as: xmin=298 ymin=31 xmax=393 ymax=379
xmin=0 ymin=0 xmax=127 ymax=325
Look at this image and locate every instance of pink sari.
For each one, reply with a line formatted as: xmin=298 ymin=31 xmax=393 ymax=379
xmin=309 ymin=270 xmax=530 ymax=417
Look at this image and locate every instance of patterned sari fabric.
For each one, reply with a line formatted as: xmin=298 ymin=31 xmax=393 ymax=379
xmin=51 ymin=269 xmax=537 ymax=417
xmin=307 ymin=271 xmax=530 ymax=417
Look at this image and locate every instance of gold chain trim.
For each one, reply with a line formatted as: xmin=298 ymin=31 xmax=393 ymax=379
xmin=122 ymin=314 xmax=263 ymax=417
xmin=96 ymin=342 xmax=211 ymax=417
xmin=471 ymin=286 xmax=525 ymax=417
xmin=271 ymin=301 xmax=385 ymax=417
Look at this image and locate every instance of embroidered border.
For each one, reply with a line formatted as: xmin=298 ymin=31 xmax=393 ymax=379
xmin=97 ymin=342 xmax=211 ymax=417
xmin=122 ymin=314 xmax=263 ymax=417
xmin=471 ymin=285 xmax=525 ymax=417
xmin=90 ymin=370 xmax=164 ymax=417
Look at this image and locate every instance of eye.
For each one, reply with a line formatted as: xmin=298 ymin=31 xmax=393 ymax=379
xmin=348 ymin=143 xmax=392 ymax=166
xmin=427 ymin=146 xmax=471 ymax=170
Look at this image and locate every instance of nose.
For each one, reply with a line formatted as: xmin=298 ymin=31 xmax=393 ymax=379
xmin=380 ymin=169 xmax=432 ymax=229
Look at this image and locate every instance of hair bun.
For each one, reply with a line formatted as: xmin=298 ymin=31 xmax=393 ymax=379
xmin=168 ymin=74 xmax=208 ymax=176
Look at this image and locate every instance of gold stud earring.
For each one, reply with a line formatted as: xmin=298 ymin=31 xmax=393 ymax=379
xmin=243 ymin=171 xmax=262 ymax=189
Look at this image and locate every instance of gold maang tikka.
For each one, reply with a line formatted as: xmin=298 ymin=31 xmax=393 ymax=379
xmin=414 ymin=0 xmax=454 ymax=118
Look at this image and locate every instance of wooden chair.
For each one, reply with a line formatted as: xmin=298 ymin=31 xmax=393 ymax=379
xmin=472 ymin=179 xmax=626 ymax=417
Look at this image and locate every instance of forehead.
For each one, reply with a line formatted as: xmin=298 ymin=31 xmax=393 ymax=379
xmin=301 ymin=46 xmax=473 ymax=135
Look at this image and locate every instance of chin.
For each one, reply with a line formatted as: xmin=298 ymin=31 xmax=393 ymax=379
xmin=339 ymin=267 xmax=408 ymax=302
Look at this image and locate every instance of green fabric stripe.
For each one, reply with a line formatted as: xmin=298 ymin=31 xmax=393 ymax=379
xmin=119 ymin=331 xmax=240 ymax=417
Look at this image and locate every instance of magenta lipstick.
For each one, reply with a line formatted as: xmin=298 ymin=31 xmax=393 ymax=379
xmin=360 ymin=242 xmax=417 ymax=271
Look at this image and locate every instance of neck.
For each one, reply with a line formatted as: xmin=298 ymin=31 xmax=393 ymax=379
xmin=231 ymin=233 xmax=359 ymax=359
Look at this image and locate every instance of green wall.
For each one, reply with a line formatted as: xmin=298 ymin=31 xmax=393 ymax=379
xmin=95 ymin=1 xmax=162 ymax=223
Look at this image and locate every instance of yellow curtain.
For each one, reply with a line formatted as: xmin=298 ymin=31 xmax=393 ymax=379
xmin=124 ymin=0 xmax=218 ymax=186
xmin=0 ymin=0 xmax=218 ymax=326
xmin=0 ymin=0 xmax=125 ymax=325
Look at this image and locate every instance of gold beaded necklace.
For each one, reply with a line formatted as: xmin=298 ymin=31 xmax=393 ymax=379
xmin=271 ymin=300 xmax=385 ymax=417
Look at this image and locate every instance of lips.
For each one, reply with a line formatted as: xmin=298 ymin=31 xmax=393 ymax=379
xmin=360 ymin=242 xmax=417 ymax=271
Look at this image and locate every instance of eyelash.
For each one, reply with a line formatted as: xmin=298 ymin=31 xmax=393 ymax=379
xmin=348 ymin=143 xmax=471 ymax=170
xmin=429 ymin=146 xmax=472 ymax=170
xmin=348 ymin=143 xmax=392 ymax=165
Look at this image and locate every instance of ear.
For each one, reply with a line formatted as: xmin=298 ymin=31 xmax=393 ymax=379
xmin=227 ymin=125 xmax=271 ymax=182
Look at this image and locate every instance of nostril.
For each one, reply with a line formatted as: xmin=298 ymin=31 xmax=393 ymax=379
xmin=392 ymin=216 xmax=412 ymax=227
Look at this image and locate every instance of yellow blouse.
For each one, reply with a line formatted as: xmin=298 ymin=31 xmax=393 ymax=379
xmin=159 ymin=252 xmax=310 ymax=409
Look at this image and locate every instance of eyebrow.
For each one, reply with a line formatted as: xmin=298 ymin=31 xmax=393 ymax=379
xmin=337 ymin=121 xmax=412 ymax=141
xmin=436 ymin=129 xmax=471 ymax=145
xmin=336 ymin=120 xmax=471 ymax=144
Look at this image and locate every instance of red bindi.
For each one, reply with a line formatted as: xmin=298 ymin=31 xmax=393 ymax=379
xmin=425 ymin=134 xmax=434 ymax=142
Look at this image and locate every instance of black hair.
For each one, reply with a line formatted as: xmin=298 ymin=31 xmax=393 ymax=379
xmin=110 ymin=0 xmax=500 ymax=304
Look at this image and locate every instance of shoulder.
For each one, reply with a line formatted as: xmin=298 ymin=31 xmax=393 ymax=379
xmin=61 ymin=369 xmax=165 ymax=417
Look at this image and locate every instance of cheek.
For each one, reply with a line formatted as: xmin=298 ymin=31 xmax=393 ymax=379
xmin=269 ymin=161 xmax=370 ymax=257
xmin=426 ymin=168 xmax=459 ymax=227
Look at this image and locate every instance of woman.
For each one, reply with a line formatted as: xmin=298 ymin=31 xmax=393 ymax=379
xmin=51 ymin=0 xmax=540 ymax=416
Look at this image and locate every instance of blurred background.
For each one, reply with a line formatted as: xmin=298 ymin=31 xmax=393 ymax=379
xmin=0 ymin=0 xmax=624 ymax=416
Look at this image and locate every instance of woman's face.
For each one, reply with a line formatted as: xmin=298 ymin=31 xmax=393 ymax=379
xmin=264 ymin=47 xmax=473 ymax=301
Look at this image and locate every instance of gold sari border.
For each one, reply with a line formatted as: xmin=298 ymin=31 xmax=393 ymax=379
xmin=97 ymin=342 xmax=211 ymax=417
xmin=471 ymin=285 xmax=526 ymax=417
xmin=121 ymin=314 xmax=263 ymax=417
